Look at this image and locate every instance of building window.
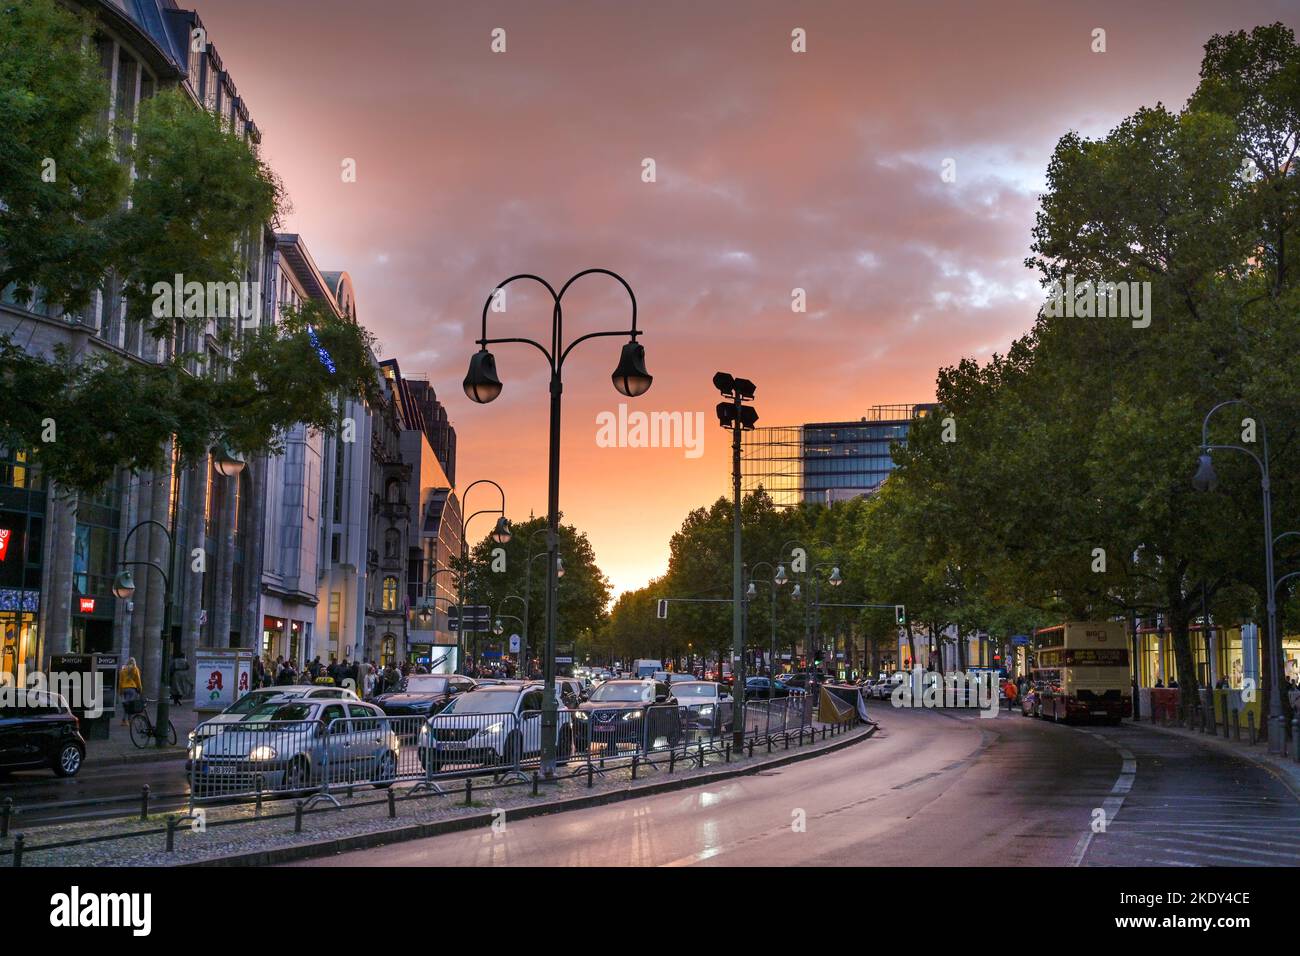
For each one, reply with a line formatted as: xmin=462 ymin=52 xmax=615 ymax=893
xmin=381 ymin=634 xmax=396 ymax=666
xmin=381 ymin=576 xmax=399 ymax=612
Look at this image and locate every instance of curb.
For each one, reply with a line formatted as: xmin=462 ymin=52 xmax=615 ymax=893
xmin=1136 ymin=719 xmax=1300 ymax=804
xmin=184 ymin=723 xmax=877 ymax=867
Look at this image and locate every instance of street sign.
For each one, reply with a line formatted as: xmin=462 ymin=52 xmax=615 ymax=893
xmin=1011 ymin=634 xmax=1030 ymax=646
xmin=448 ymin=605 xmax=491 ymax=632
xmin=657 ymin=599 xmax=667 ymax=619
xmin=509 ymin=634 xmax=521 ymax=653
xmin=556 ymin=656 xmax=573 ymax=664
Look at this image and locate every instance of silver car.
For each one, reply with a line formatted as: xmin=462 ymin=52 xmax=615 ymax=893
xmin=194 ymin=684 xmax=361 ymax=737
xmin=188 ymin=699 xmax=400 ymax=794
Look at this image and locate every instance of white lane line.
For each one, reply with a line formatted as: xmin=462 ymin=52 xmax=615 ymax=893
xmin=1069 ymin=728 xmax=1136 ymax=867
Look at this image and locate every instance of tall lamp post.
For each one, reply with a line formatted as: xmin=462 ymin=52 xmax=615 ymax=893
xmin=463 ymin=268 xmax=651 ymax=777
xmin=745 ymin=560 xmax=787 ymax=737
xmin=454 ymin=480 xmax=511 ymax=675
xmin=1193 ymin=400 xmax=1286 ymax=753
xmin=713 ymin=372 xmax=757 ymax=750
xmin=113 ymin=444 xmax=244 ymax=746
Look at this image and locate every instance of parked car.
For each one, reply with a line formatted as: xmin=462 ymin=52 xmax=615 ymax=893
xmin=555 ymin=677 xmax=587 ymax=707
xmin=195 ymin=684 xmax=360 ymax=737
xmin=670 ymin=680 xmax=733 ymax=734
xmin=188 ymin=699 xmax=400 ymax=792
xmin=419 ymin=682 xmax=572 ymax=771
xmin=744 ymin=676 xmax=790 ymax=699
xmin=573 ymin=679 xmax=683 ymax=755
xmin=372 ymin=674 xmax=475 ymax=728
xmin=0 ymin=692 xmax=86 ymax=778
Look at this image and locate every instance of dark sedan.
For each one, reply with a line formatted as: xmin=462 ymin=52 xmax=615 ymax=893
xmin=0 ymin=692 xmax=87 ymax=777
xmin=574 ymin=679 xmax=683 ymax=754
xmin=744 ymin=677 xmax=790 ymax=699
xmin=371 ymin=674 xmax=475 ymax=731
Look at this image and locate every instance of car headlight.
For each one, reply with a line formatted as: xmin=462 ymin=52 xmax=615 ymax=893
xmin=190 ymin=741 xmax=203 ymax=760
xmin=477 ymin=722 xmax=504 ymax=736
xmin=621 ymin=709 xmax=643 ymax=721
xmin=419 ymin=724 xmax=430 ymax=744
xmin=249 ymin=745 xmax=277 ymax=761
xmin=699 ymin=705 xmax=714 ymax=716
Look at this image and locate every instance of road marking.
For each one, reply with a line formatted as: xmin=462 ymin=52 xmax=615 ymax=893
xmin=1069 ymin=728 xmax=1136 ymax=867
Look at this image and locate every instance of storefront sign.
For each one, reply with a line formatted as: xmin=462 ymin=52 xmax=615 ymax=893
xmin=78 ymin=597 xmax=95 ymax=613
xmin=0 ymin=528 xmax=10 ymax=562
xmin=193 ymin=648 xmax=254 ymax=711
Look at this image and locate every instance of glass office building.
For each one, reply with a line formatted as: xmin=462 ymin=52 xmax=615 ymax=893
xmin=741 ymin=404 xmax=936 ymax=507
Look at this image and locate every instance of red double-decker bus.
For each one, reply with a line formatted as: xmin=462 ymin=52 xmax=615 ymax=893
xmin=1030 ymin=621 xmax=1131 ymax=724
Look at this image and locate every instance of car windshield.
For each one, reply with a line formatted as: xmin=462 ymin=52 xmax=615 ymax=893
xmin=442 ymin=690 xmax=520 ymax=715
xmin=243 ymin=702 xmax=314 ymax=723
xmin=400 ymin=675 xmax=449 ymax=694
xmin=225 ymin=690 xmax=287 ymax=714
xmin=673 ymin=682 xmax=715 ymax=697
xmin=589 ymin=683 xmax=653 ymax=703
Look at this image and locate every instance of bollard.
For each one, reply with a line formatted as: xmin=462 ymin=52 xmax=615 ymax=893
xmin=294 ymin=800 xmax=304 ymax=833
xmin=388 ymin=789 xmax=396 ymax=819
xmin=140 ymin=784 xmax=150 ymax=821
xmin=1292 ymin=715 xmax=1300 ymax=762
xmin=669 ymin=751 xmax=676 ymax=773
xmin=698 ymin=741 xmax=705 ymax=768
xmin=587 ymin=759 xmax=594 ymax=789
xmin=724 ymin=743 xmax=731 ymax=763
xmin=532 ymin=771 xmax=540 ymax=796
xmin=256 ymin=774 xmax=265 ymax=816
xmin=784 ymin=731 xmax=790 ymax=751
xmin=12 ymin=834 xmax=22 ymax=868
xmin=798 ymin=727 xmax=804 ymax=747
xmin=1 ymin=797 xmax=11 ymax=839
xmin=166 ymin=817 xmax=178 ymax=852
xmin=464 ymin=778 xmax=473 ymax=806
xmin=767 ymin=735 xmax=773 ymax=754
xmin=1245 ymin=710 xmax=1253 ymax=745
xmin=1223 ymin=704 xmax=1231 ymax=739
xmin=631 ymin=755 xmax=639 ymax=780
xmin=746 ymin=739 xmax=754 ymax=758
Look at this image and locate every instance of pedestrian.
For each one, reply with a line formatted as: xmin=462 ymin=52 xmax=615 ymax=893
xmin=119 ymin=657 xmax=143 ymax=726
xmin=168 ymin=650 xmax=191 ymax=706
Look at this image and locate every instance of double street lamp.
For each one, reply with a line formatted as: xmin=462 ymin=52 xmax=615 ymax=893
xmin=454 ymin=480 xmax=512 ymax=673
xmin=463 ymin=269 xmax=650 ymax=777
xmin=113 ymin=444 xmax=245 ymax=747
xmin=1193 ymin=400 xmax=1287 ymax=753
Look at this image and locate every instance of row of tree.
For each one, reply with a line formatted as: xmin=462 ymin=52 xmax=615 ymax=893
xmin=606 ymin=24 xmax=1300 ymax=729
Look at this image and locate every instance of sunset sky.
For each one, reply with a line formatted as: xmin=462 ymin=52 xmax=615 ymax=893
xmin=199 ymin=0 xmax=1298 ymax=598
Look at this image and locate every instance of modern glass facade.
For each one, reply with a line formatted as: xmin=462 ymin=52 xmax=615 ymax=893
xmin=741 ymin=404 xmax=936 ymax=507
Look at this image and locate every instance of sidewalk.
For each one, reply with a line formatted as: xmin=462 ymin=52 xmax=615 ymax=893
xmin=84 ymin=702 xmax=203 ymax=767
xmin=1137 ymin=717 xmax=1300 ymax=799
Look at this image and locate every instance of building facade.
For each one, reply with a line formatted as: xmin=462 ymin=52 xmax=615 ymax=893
xmin=741 ymin=404 xmax=938 ymax=507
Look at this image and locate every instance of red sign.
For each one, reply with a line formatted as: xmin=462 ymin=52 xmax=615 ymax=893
xmin=0 ymin=528 xmax=10 ymax=562
xmin=78 ymin=597 xmax=95 ymax=613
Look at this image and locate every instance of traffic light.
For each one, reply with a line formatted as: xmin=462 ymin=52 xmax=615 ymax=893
xmin=656 ymin=599 xmax=668 ymax=619
xmin=895 ymin=604 xmax=907 ymax=626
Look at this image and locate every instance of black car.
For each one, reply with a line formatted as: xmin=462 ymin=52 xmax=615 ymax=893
xmin=0 ymin=693 xmax=87 ymax=777
xmin=744 ymin=677 xmax=790 ymax=699
xmin=371 ymin=674 xmax=475 ymax=730
xmin=574 ymin=679 xmax=683 ymax=754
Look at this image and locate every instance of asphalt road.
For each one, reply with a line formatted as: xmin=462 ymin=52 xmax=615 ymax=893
xmin=292 ymin=707 xmax=1300 ymax=867
xmin=0 ymin=758 xmax=190 ymax=826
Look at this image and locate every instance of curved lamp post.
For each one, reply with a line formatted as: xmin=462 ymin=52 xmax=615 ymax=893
xmin=114 ymin=445 xmax=244 ymax=747
xmin=463 ymin=269 xmax=649 ymax=778
xmin=455 ymin=480 xmax=510 ymax=674
xmin=1193 ymin=400 xmax=1285 ymax=752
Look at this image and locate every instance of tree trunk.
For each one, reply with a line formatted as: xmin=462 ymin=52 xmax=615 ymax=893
xmin=209 ymin=466 xmax=237 ymax=647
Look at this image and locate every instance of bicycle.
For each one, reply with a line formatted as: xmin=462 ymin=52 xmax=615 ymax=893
xmin=129 ymin=700 xmax=177 ymax=748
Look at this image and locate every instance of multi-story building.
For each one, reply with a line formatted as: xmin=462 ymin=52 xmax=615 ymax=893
xmin=740 ymin=404 xmax=938 ymax=507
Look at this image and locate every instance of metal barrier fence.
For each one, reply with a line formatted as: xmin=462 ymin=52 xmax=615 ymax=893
xmin=187 ymin=693 xmax=817 ymax=807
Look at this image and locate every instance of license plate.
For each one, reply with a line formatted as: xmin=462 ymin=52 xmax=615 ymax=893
xmin=208 ymin=765 xmax=238 ymax=775
xmin=595 ymin=724 xmax=616 ymax=732
xmin=1091 ymin=710 xmax=1108 ymax=716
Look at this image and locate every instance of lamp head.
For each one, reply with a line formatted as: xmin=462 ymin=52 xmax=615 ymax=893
xmin=112 ymin=570 xmax=136 ymax=600
xmin=612 ymin=341 xmax=652 ymax=397
xmin=774 ymin=564 xmax=787 ymax=586
xmin=1192 ymin=451 xmax=1218 ymax=493
xmin=492 ymin=516 xmax=512 ymax=544
xmin=212 ymin=443 xmax=246 ymax=478
xmin=828 ymin=566 xmax=843 ymax=587
xmin=463 ymin=349 xmax=503 ymax=404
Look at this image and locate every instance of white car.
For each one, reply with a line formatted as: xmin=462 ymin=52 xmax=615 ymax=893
xmin=420 ymin=682 xmax=573 ymax=771
xmin=194 ymin=684 xmax=360 ymax=736
xmin=670 ymin=680 xmax=733 ymax=734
